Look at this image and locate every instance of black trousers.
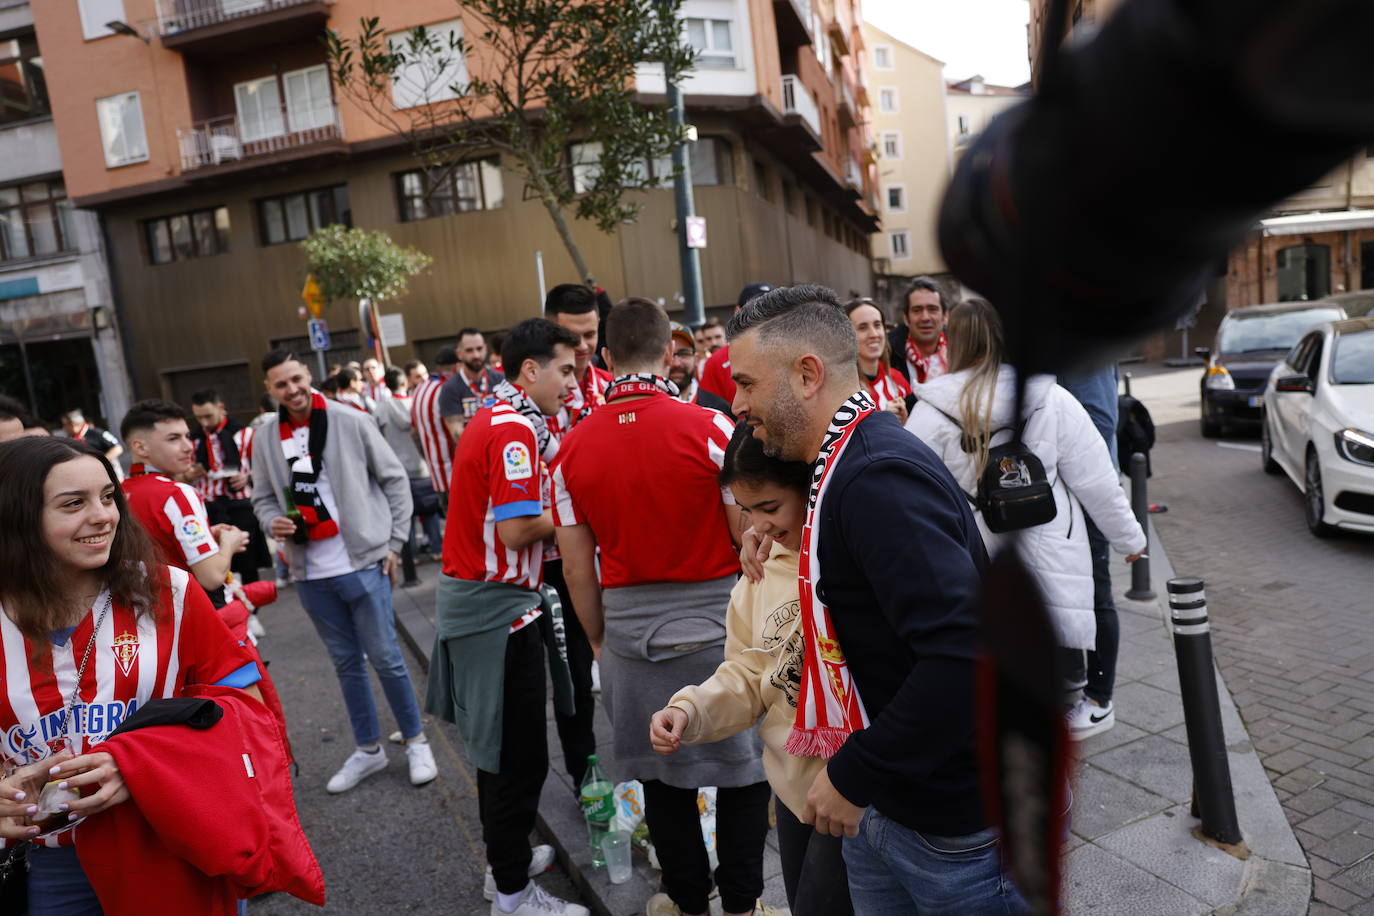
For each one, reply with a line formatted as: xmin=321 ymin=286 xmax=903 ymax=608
xmin=542 ymin=559 xmax=597 ymax=786
xmin=775 ymin=798 xmax=854 ymax=916
xmin=642 ymin=779 xmax=771 ymax=915
xmin=205 ymin=496 xmax=268 ymax=584
xmin=477 ymin=624 xmax=550 ymax=895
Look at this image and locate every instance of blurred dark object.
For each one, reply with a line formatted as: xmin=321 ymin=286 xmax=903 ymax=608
xmin=1117 ymin=391 xmax=1155 ymax=477
xmin=939 ymin=0 xmax=1374 ymax=374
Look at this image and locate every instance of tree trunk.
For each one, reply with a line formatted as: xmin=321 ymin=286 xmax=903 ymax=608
xmin=538 ymin=193 xmax=596 ymax=289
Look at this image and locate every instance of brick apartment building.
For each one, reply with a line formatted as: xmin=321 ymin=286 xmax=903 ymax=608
xmin=33 ymin=0 xmax=879 ymax=417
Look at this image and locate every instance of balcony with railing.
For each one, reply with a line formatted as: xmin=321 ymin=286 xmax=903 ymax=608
xmin=780 ymin=74 xmax=822 ymax=150
xmin=844 ymin=155 xmax=862 ymax=192
xmin=835 ymin=75 xmax=857 ymax=129
xmin=177 ymin=102 xmax=344 ymax=175
xmin=157 ymin=0 xmax=332 ymax=55
xmin=829 ymin=2 xmax=852 ymax=54
xmin=774 ymin=0 xmax=813 ymax=48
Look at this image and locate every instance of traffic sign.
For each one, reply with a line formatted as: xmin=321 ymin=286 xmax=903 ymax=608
xmin=685 ymin=216 xmax=707 ymax=249
xmin=308 ymin=318 xmax=330 ymax=352
xmin=302 ymin=274 xmax=324 ymax=318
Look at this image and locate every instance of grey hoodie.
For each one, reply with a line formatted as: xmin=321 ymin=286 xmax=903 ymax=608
xmin=251 ymin=400 xmax=413 ymax=581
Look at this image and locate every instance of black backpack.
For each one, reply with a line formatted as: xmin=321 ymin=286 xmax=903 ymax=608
xmin=932 ymin=409 xmax=1059 ymax=533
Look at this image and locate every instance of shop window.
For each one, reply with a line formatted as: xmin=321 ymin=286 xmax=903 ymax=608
xmin=1276 ymin=243 xmax=1331 ymax=301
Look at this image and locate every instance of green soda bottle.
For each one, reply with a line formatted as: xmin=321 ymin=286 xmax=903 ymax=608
xmin=579 ymin=754 xmax=615 ymax=867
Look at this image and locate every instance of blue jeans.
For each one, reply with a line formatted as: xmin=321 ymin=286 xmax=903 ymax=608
xmin=843 ymin=808 xmax=1028 ymax=915
xmin=27 ymin=845 xmax=101 ymax=916
xmin=296 ymin=564 xmax=423 ymax=747
xmin=407 ymin=477 xmax=444 ymax=555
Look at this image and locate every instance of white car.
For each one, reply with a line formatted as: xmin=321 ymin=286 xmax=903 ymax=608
xmin=1261 ymin=317 xmax=1374 ymax=536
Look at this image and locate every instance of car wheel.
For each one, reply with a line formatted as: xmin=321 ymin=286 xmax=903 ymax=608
xmin=1200 ymin=408 xmax=1220 ymax=438
xmin=1304 ymin=448 xmax=1335 ymax=537
xmin=1260 ymin=412 xmax=1281 ymax=475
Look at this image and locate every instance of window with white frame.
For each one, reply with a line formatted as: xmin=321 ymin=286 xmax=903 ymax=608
xmin=685 ymin=18 xmax=736 ymax=69
xmin=284 ymin=65 xmax=334 ymax=132
xmin=234 ymin=76 xmax=285 ymax=143
xmin=78 ymin=0 xmax=125 ymax=41
xmin=389 ymin=19 xmax=467 ymax=110
xmin=95 ymin=92 xmax=148 ymax=168
xmin=878 ymin=87 xmax=898 ymax=113
xmin=873 ymin=45 xmax=893 ymax=70
xmin=881 ymin=131 xmax=901 ymax=159
xmin=889 ymin=230 xmax=910 ymax=259
xmin=569 ymin=141 xmax=604 ymax=194
xmin=886 ymin=185 xmax=905 ymax=212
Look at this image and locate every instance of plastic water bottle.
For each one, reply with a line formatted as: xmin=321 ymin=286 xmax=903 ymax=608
xmin=579 ymin=755 xmax=614 ymax=866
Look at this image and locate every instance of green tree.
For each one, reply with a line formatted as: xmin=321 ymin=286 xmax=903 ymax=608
xmin=300 ymin=225 xmax=433 ymax=306
xmin=325 ymin=0 xmax=695 ymax=288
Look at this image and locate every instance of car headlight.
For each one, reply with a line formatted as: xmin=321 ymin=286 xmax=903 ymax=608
xmin=1205 ymin=366 xmax=1235 ymax=390
xmin=1334 ymin=428 xmax=1374 ymax=467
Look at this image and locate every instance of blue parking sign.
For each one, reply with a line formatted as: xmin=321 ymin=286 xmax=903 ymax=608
xmin=308 ymin=318 xmax=331 ymax=352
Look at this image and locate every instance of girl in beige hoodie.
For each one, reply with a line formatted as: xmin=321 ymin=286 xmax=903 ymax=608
xmin=650 ymin=424 xmax=854 ymax=916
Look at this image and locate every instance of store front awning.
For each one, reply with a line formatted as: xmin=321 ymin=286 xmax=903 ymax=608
xmin=1259 ymin=209 xmax=1374 ymax=236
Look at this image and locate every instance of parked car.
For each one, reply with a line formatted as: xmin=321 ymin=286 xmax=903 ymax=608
xmin=1261 ymin=317 xmax=1374 ymax=536
xmin=1198 ymin=301 xmax=1345 ymax=437
xmin=1320 ymin=289 xmax=1374 ymax=318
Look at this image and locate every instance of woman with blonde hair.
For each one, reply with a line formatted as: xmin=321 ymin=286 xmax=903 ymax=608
xmin=904 ymin=298 xmax=1145 ymax=739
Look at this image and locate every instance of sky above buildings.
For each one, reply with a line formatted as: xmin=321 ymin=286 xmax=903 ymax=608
xmin=864 ymin=0 xmax=1032 ymax=87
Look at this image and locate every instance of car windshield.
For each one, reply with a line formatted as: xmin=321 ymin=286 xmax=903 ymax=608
xmin=1217 ymin=307 xmax=1343 ymax=355
xmin=1331 ymin=329 xmax=1374 ymax=384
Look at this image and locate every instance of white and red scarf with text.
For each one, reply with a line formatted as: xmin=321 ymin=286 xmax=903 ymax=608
xmin=784 ymin=390 xmax=876 ymax=759
xmin=905 ymin=332 xmax=949 ymax=385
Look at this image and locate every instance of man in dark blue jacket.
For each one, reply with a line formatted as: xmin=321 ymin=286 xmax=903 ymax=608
xmin=726 ymin=284 xmax=1026 ymax=913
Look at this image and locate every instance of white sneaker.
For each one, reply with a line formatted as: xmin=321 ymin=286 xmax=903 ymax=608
xmin=325 ymin=747 xmax=388 ymax=793
xmin=246 ymin=614 xmax=266 ymax=639
xmin=490 ymin=882 xmax=588 ymax=916
xmin=483 ymin=844 xmax=556 ymax=900
xmin=590 ymin=660 xmax=601 ymax=694
xmin=405 ymin=738 xmax=437 ymax=786
xmin=645 ymin=893 xmax=681 ymax=916
xmin=275 ymin=576 xmax=289 ymax=589
xmin=1066 ymin=698 xmax=1115 ymax=740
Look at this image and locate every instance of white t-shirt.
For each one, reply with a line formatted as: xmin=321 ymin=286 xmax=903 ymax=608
xmin=289 ymin=425 xmax=354 ymax=580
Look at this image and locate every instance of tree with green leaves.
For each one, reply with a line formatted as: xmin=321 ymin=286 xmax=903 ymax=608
xmin=325 ymin=0 xmax=695 ymax=288
xmin=301 ymin=225 xmax=433 ymax=307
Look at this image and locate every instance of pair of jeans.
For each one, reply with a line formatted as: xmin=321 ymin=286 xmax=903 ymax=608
xmin=543 ymin=559 xmax=597 ymax=786
xmin=296 ymin=564 xmax=423 ymax=747
xmin=477 ymin=624 xmax=550 ymax=895
xmin=27 ymin=845 xmax=100 ymax=916
xmin=843 ymin=808 xmax=1028 ymax=915
xmin=642 ymin=779 xmax=771 ymax=915
xmin=775 ymin=799 xmax=854 ymax=916
xmin=1060 ymin=520 xmax=1120 ymax=706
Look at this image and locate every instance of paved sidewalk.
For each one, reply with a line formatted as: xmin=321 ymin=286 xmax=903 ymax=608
xmin=394 ymin=517 xmax=1310 ymax=915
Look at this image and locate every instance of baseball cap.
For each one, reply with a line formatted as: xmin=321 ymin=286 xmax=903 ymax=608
xmin=737 ymin=282 xmax=774 ymax=310
xmin=435 ymin=346 xmax=459 ymax=368
xmin=670 ymin=322 xmax=695 ymax=350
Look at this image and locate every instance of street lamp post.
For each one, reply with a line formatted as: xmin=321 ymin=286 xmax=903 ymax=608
xmin=662 ymin=7 xmax=705 ymax=327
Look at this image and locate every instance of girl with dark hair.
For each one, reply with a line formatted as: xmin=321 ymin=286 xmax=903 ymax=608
xmin=649 ymin=423 xmax=854 ymax=916
xmin=0 ymin=437 xmax=266 ymax=913
xmin=845 ymin=298 xmax=911 ymax=422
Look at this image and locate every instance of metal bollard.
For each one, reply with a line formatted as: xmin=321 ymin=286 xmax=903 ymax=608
xmin=400 ymin=541 xmax=420 ymax=587
xmin=1168 ymin=578 xmax=1244 ymax=847
xmin=1125 ymin=452 xmax=1155 ymax=600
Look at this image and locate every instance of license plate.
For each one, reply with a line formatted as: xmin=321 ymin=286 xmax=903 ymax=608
xmin=1248 ymin=395 xmax=1263 ymax=408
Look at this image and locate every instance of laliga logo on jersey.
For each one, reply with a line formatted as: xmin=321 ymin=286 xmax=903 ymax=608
xmin=503 ymin=442 xmax=532 ymax=481
xmin=111 ymin=630 xmax=140 ymax=677
xmin=181 ymin=516 xmax=205 ymax=540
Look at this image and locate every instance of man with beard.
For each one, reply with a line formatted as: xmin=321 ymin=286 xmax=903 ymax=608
xmin=439 ymin=327 xmax=505 ymax=441
xmin=727 ymin=285 xmax=1024 ymax=914
xmin=669 ymin=322 xmax=732 ymax=416
xmin=886 ymin=276 xmax=951 ymax=386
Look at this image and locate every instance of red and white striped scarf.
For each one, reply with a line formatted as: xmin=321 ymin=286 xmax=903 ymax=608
xmin=784 ymin=391 xmax=876 ymax=759
xmin=867 ymin=363 xmax=910 ymax=410
xmin=905 ymin=332 xmax=949 ymax=385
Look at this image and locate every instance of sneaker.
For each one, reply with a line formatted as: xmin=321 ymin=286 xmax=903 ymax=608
xmin=325 ymin=746 xmax=388 ymax=793
xmin=246 ymin=614 xmax=266 ymax=639
xmin=590 ymin=660 xmax=601 ymax=695
xmin=1066 ymin=697 xmax=1115 ymax=740
xmin=275 ymin=576 xmax=289 ymax=589
xmin=483 ymin=845 xmax=556 ymax=900
xmin=405 ymin=738 xmax=437 ymax=786
xmin=645 ymin=894 xmax=680 ymax=916
xmin=491 ymin=882 xmax=588 ymax=916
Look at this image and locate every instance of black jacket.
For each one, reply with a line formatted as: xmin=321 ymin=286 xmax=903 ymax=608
xmin=887 ymin=325 xmax=913 ymax=386
xmin=694 ymin=387 xmax=734 ymax=418
xmin=821 ymin=410 xmax=990 ymax=835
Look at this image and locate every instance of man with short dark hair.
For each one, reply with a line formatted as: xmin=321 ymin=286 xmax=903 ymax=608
xmin=62 ymin=407 xmax=124 ymax=469
xmin=426 ymin=319 xmax=587 ymax=916
xmin=544 ymin=284 xmax=611 ymax=432
xmin=334 ymin=366 xmax=375 ymax=414
xmin=188 ymin=389 xmax=268 ymax=588
xmin=697 ymin=283 xmax=774 ymax=406
xmin=251 ymin=349 xmax=435 ymax=793
xmin=439 ymin=327 xmax=505 ymax=441
xmin=699 ymin=316 xmax=727 ymax=354
xmin=669 ymin=322 xmax=732 ymax=416
xmin=727 ymin=285 xmax=1023 ymax=913
xmin=553 ymin=299 xmax=767 ymax=916
xmin=412 ymin=347 xmax=460 ymax=501
xmin=361 ymin=357 xmax=390 ymax=405
xmin=404 ymin=360 xmax=429 ymax=390
xmin=887 ymin=276 xmax=952 ymax=386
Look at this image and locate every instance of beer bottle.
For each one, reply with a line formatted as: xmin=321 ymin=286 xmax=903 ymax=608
xmin=282 ymin=486 xmax=310 ymax=545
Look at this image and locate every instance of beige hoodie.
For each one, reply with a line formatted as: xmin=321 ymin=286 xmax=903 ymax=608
xmin=668 ymin=544 xmax=822 ymax=818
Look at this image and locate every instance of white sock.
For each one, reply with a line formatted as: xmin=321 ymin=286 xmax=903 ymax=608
xmin=495 ymin=883 xmax=529 ymax=912
xmin=405 ymin=733 xmax=428 ymax=745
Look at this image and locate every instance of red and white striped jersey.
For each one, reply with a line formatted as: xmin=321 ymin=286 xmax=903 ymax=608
xmin=194 ymin=422 xmax=255 ymax=502
xmin=123 ymin=466 xmax=220 ymax=571
xmin=548 ymin=366 xmax=611 ymax=438
xmin=867 ymin=365 xmax=912 ymax=411
xmin=0 ymin=565 xmax=257 ymax=847
xmin=441 ymin=401 xmax=545 ymax=590
xmin=551 ymin=393 xmax=740 ymax=587
xmin=411 ymin=373 xmax=455 ymax=494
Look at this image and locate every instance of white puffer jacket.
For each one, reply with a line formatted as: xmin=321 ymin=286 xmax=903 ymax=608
xmin=905 ymin=367 xmax=1147 ymax=650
